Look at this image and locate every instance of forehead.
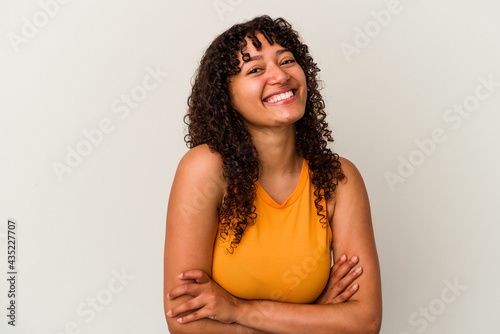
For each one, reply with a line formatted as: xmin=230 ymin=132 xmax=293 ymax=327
xmin=237 ymin=32 xmax=284 ymax=61
xmin=243 ymin=32 xmax=273 ymax=48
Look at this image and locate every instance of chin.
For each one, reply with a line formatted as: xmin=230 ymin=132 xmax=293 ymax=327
xmin=275 ymin=110 xmax=305 ymax=125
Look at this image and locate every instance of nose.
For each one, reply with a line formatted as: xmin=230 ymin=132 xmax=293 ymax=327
xmin=267 ymin=63 xmax=290 ymax=84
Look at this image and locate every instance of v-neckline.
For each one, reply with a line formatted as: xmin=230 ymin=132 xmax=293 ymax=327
xmin=255 ymin=159 xmax=308 ymax=208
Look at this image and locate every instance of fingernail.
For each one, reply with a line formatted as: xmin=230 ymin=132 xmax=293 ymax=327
xmin=353 ymin=284 xmax=359 ymax=290
xmin=167 ymin=310 xmax=172 ymax=317
xmin=340 ymin=254 xmax=347 ymax=262
xmin=177 ymin=317 xmax=184 ymax=323
xmin=355 ymin=267 xmax=363 ymax=274
xmin=167 ymin=293 xmax=171 ymax=299
xmin=351 ymin=256 xmax=358 ymax=264
xmin=178 ymin=273 xmax=183 ymax=279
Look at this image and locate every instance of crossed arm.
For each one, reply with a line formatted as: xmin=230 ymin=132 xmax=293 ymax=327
xmin=163 ymin=146 xmax=382 ymax=334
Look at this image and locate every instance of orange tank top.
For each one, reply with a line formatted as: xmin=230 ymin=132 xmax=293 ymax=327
xmin=211 ymin=159 xmax=332 ymax=303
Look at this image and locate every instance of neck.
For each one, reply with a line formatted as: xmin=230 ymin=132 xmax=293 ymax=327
xmin=247 ymin=124 xmax=302 ymax=178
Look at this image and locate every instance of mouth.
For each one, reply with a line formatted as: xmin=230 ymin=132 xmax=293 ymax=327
xmin=263 ymin=89 xmax=296 ymax=104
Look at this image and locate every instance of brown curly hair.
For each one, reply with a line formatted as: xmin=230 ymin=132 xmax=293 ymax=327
xmin=184 ymin=15 xmax=345 ymax=253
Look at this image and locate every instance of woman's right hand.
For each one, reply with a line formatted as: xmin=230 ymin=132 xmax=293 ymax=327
xmin=167 ymin=269 xmax=242 ymax=325
xmin=314 ymin=254 xmax=363 ymax=305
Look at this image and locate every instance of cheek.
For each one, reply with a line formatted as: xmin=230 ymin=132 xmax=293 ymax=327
xmin=229 ymin=88 xmax=245 ymax=111
xmin=297 ymin=71 xmax=307 ymax=99
xmin=228 ymin=84 xmax=242 ymax=110
xmin=296 ymin=68 xmax=307 ymax=86
xmin=236 ymin=82 xmax=263 ymax=106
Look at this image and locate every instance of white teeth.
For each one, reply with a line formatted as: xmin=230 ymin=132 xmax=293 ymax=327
xmin=266 ymin=90 xmax=294 ymax=103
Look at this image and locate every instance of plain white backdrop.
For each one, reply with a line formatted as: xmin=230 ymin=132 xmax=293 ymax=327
xmin=1 ymin=0 xmax=500 ymax=333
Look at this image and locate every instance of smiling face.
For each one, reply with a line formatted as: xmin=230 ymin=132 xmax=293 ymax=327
xmin=228 ymin=33 xmax=307 ymax=131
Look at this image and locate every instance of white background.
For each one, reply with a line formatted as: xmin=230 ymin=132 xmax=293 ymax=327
xmin=1 ymin=0 xmax=500 ymax=333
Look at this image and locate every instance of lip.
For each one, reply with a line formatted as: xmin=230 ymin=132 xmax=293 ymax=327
xmin=263 ymin=88 xmax=297 ymax=104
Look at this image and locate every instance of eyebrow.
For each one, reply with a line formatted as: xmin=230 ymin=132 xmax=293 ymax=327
xmin=241 ymin=49 xmax=292 ymax=68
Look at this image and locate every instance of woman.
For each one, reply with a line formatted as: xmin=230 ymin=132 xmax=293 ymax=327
xmin=164 ymin=15 xmax=382 ymax=333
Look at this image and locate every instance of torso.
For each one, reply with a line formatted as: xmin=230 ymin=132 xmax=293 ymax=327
xmin=211 ymin=159 xmax=333 ymax=303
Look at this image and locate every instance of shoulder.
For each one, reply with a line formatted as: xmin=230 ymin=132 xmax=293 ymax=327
xmin=172 ymin=144 xmax=226 ymax=204
xmin=336 ymin=156 xmax=369 ymax=206
xmin=333 ymin=156 xmax=371 ymax=219
xmin=176 ymin=144 xmax=225 ymax=182
xmin=327 ymin=157 xmax=369 ymax=220
xmin=337 ymin=156 xmax=366 ymax=190
xmin=178 ymin=144 xmax=224 ymax=171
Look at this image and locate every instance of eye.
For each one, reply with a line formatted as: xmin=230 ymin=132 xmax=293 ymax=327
xmin=281 ymin=59 xmax=295 ymax=65
xmin=247 ymin=67 xmax=262 ymax=75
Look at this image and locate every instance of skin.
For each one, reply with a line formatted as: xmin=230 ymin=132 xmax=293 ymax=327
xmin=163 ymin=33 xmax=382 ymax=333
xmin=228 ymin=35 xmax=308 ymax=196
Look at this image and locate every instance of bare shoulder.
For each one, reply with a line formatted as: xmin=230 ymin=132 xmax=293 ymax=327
xmin=338 ymin=156 xmax=364 ymax=182
xmin=169 ymin=144 xmax=226 ymax=215
xmin=336 ymin=156 xmax=368 ymax=196
xmin=326 ymin=157 xmax=369 ymax=222
xmin=331 ymin=156 xmax=372 ymax=230
xmin=176 ymin=144 xmax=225 ymax=187
xmin=177 ymin=144 xmax=224 ymax=174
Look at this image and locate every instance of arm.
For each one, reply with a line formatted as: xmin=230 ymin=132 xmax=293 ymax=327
xmin=167 ymin=157 xmax=382 ymax=333
xmin=164 ymin=145 xmax=261 ymax=333
xmin=233 ymin=158 xmax=382 ymax=333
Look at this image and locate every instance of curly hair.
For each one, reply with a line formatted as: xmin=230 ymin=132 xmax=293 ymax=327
xmin=184 ymin=15 xmax=345 ymax=253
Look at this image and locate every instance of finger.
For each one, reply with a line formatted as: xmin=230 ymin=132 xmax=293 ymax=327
xmin=179 ymin=269 xmax=211 ymax=284
xmin=330 ymin=254 xmax=347 ymax=275
xmin=167 ymin=296 xmax=204 ymax=318
xmin=332 ymin=283 xmax=359 ymax=303
xmin=168 ymin=283 xmax=201 ymax=300
xmin=177 ymin=308 xmax=213 ymax=324
xmin=330 ymin=256 xmax=359 ymax=282
xmin=332 ymin=266 xmax=363 ymax=296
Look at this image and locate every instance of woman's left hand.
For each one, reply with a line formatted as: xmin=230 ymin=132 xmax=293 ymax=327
xmin=167 ymin=269 xmax=241 ymax=324
xmin=314 ymin=254 xmax=362 ymax=305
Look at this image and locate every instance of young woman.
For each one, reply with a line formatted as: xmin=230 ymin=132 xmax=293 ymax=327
xmin=164 ymin=15 xmax=382 ymax=334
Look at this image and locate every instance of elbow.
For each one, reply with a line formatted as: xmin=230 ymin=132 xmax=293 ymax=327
xmin=166 ymin=319 xmax=185 ymax=334
xmin=362 ymin=309 xmax=382 ymax=334
xmin=165 ymin=313 xmax=189 ymax=334
xmin=348 ymin=303 xmax=382 ymax=334
xmin=166 ymin=315 xmax=207 ymax=334
xmin=349 ymin=316 xmax=381 ymax=334
xmin=366 ymin=316 xmax=382 ymax=334
xmin=164 ymin=300 xmax=191 ymax=334
xmin=166 ymin=317 xmax=194 ymax=334
xmin=165 ymin=317 xmax=180 ymax=334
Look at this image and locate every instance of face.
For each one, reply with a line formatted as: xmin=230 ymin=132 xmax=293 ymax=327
xmin=228 ymin=33 xmax=307 ymax=131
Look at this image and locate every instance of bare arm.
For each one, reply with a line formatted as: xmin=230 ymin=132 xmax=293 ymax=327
xmin=164 ymin=145 xmax=263 ymax=333
xmin=230 ymin=158 xmax=382 ymax=333
xmin=166 ymin=155 xmax=382 ymax=333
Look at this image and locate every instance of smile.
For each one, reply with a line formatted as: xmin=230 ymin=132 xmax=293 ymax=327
xmin=263 ymin=89 xmax=296 ymax=104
